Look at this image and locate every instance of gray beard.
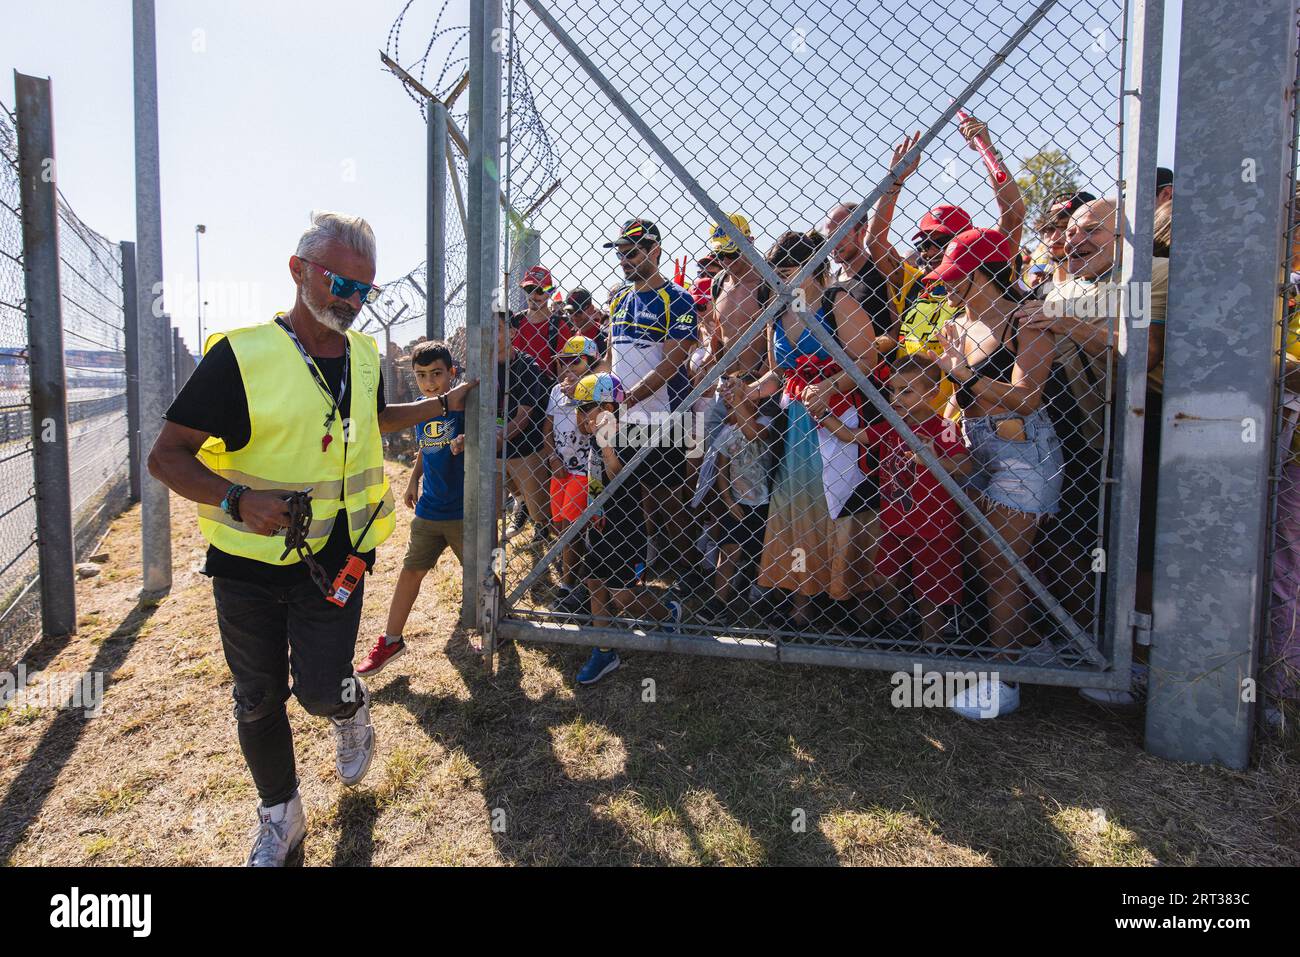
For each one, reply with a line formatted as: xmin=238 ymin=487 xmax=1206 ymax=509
xmin=307 ymin=299 xmax=356 ymax=335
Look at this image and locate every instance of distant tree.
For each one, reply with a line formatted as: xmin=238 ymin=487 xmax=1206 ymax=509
xmin=1017 ymin=150 xmax=1083 ymax=227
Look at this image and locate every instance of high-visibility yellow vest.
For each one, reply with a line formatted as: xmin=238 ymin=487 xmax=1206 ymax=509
xmin=196 ymin=317 xmax=395 ymax=564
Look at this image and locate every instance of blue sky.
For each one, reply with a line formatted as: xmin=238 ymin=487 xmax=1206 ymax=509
xmin=0 ymin=0 xmax=1181 ymax=348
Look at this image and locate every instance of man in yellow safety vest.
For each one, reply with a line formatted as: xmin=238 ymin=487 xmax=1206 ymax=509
xmin=147 ymin=211 xmax=475 ymax=866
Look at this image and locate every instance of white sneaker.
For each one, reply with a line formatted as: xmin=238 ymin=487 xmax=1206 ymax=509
xmin=246 ymin=792 xmax=306 ymax=867
xmin=331 ymin=675 xmax=375 ymax=786
xmin=949 ymin=676 xmax=1020 ymax=720
xmin=1080 ymin=663 xmax=1148 ymax=707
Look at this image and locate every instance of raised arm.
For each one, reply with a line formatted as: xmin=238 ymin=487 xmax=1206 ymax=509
xmin=867 ymin=131 xmax=921 ymax=289
xmin=959 ymin=115 xmax=1025 ymax=249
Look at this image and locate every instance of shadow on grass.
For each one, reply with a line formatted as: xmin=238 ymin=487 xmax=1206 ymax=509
xmin=0 ymin=598 xmax=160 ymax=863
xmin=379 ymin=619 xmax=1243 ymax=865
xmin=331 ymin=790 xmax=380 ymax=866
xmin=367 ymin=625 xmax=851 ymax=865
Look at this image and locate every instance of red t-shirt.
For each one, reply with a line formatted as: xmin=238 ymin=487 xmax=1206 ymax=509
xmin=866 ymin=415 xmax=964 ymax=538
xmin=512 ymin=315 xmax=566 ymax=375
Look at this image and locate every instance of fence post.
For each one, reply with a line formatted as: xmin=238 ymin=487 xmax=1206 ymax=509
xmin=121 ymin=240 xmax=142 ymax=504
xmin=1145 ymin=0 xmax=1299 ymax=767
xmin=463 ymin=0 xmax=502 ymax=640
xmin=132 ymin=0 xmax=171 ymax=597
xmin=14 ymin=72 xmax=76 ymax=638
xmin=429 ymin=100 xmax=448 ymax=341
xmin=1101 ymin=0 xmax=1161 ymax=699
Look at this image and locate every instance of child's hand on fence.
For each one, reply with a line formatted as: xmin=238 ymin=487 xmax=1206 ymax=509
xmin=909 ymin=436 xmax=937 ymax=466
xmin=592 ymin=410 xmax=618 ymax=448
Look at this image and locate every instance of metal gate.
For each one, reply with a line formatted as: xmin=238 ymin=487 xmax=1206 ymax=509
xmin=463 ymin=0 xmax=1165 ymax=693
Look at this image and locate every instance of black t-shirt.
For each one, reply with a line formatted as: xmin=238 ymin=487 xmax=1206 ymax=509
xmin=497 ymin=352 xmax=547 ymax=460
xmin=586 ymin=439 xmax=647 ymax=552
xmin=845 ymin=262 xmax=897 ymax=342
xmin=164 ymin=330 xmax=387 ymax=587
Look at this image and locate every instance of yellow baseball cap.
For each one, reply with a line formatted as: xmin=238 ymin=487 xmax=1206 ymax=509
xmin=707 ymin=213 xmax=753 ymax=254
xmin=558 ymin=335 xmax=600 ymax=360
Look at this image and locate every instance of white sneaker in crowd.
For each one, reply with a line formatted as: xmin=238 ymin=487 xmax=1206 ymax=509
xmin=331 ymin=675 xmax=375 ymax=786
xmin=246 ymin=791 xmax=306 ymax=867
xmin=948 ymin=676 xmax=1021 ymax=720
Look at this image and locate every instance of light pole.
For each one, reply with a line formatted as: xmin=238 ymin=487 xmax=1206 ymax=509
xmin=194 ymin=223 xmax=206 ymax=351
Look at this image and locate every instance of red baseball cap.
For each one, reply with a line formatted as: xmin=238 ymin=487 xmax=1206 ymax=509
xmin=911 ymin=204 xmax=973 ymax=243
xmin=922 ymin=228 xmax=1015 ymax=287
xmin=520 ymin=265 xmax=554 ymax=292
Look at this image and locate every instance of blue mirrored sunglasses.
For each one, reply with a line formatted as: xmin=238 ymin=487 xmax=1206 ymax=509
xmin=299 ymin=258 xmax=381 ymax=304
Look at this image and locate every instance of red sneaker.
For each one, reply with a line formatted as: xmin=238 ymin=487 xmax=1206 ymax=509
xmin=357 ymin=634 xmax=406 ymax=676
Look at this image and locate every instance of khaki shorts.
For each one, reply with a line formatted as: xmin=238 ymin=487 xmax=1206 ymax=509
xmin=404 ymin=516 xmax=464 ymax=571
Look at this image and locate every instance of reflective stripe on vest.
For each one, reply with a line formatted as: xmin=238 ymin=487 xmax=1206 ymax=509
xmin=196 ymin=319 xmax=395 ymax=564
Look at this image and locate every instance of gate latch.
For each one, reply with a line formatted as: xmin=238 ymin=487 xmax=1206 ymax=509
xmin=1128 ymin=610 xmax=1153 ymax=646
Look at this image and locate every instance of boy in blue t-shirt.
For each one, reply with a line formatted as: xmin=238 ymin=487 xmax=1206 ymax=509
xmin=358 ymin=341 xmax=467 ymax=676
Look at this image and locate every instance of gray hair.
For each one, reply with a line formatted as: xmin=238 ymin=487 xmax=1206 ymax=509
xmin=295 ymin=210 xmax=376 ymax=264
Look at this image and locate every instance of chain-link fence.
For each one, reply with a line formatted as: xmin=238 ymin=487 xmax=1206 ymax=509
xmin=379 ymin=0 xmax=552 ymax=463
xmin=0 ymin=88 xmax=196 ymax=664
xmin=472 ymin=0 xmax=1159 ymax=711
xmin=57 ymin=180 xmax=131 ymax=563
xmin=0 ymin=102 xmax=38 ymax=648
xmin=1262 ymin=6 xmax=1300 ymax=729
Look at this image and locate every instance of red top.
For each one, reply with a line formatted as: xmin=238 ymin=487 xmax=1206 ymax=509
xmin=865 ymin=415 xmax=964 ymax=538
xmin=513 ymin=316 xmax=566 ymax=374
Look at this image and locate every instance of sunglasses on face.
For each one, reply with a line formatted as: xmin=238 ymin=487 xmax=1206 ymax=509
xmin=298 ymin=258 xmax=381 ymax=304
xmin=524 ymin=286 xmax=548 ymax=296
xmin=577 ymin=402 xmax=600 ymax=413
xmin=615 ymin=244 xmax=650 ymax=261
xmin=915 ymin=235 xmax=952 ymax=253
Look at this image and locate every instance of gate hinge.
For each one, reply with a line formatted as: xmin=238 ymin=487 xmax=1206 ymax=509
xmin=478 ymin=573 xmax=499 ymax=651
xmin=1129 ymin=610 xmax=1153 ymax=646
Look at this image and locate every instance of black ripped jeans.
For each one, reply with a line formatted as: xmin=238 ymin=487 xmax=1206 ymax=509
xmin=212 ymin=575 xmax=366 ymax=807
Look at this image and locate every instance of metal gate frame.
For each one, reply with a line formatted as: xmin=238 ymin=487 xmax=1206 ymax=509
xmin=466 ymin=0 xmax=1164 ymax=691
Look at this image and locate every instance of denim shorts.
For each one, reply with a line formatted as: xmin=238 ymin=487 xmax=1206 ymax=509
xmin=961 ymin=407 xmax=1064 ymax=516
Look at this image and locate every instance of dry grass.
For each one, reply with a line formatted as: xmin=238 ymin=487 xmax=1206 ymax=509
xmin=1 ymin=461 xmax=1298 ymax=866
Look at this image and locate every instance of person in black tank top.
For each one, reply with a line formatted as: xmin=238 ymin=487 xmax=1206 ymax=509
xmin=919 ymin=228 xmax=1067 ymax=720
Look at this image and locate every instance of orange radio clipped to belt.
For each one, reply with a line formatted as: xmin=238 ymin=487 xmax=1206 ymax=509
xmin=327 ymin=500 xmax=386 ymax=607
